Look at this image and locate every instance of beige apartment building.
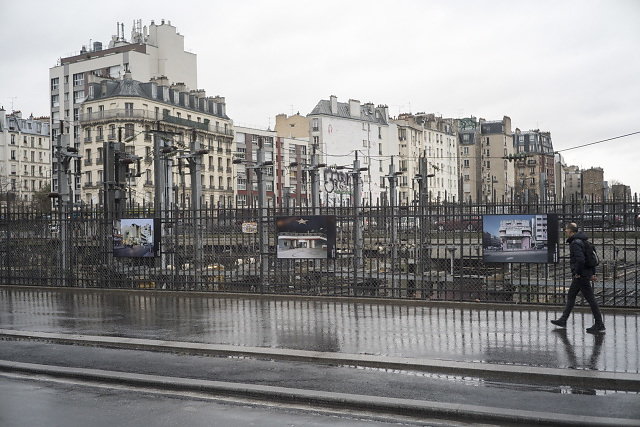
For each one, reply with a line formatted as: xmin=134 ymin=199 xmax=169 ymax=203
xmin=457 ymin=116 xmax=515 ymax=203
xmin=0 ymin=109 xmax=50 ymax=202
xmin=581 ymin=167 xmax=605 ymax=202
xmin=79 ymin=76 xmax=234 ymax=207
xmin=394 ymin=113 xmax=459 ymax=203
xmin=49 ymin=20 xmax=198 ymax=204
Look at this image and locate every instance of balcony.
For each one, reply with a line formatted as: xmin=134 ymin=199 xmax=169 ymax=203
xmin=84 ymin=159 xmax=93 ymax=166
xmin=84 ymin=137 xmax=92 ymax=143
xmin=96 ymin=158 xmax=103 ymax=165
xmin=79 ymin=108 xmax=155 ymax=123
xmin=162 ymin=112 xmax=209 ymax=131
xmin=225 ymin=148 xmax=232 ymax=154
xmin=208 ymin=165 xmax=215 ymax=172
xmin=144 ymin=181 xmax=153 ymax=187
xmin=216 ymin=147 xmax=223 ymax=153
xmin=144 ymin=156 xmax=153 ymax=164
xmin=107 ymin=133 xmax=117 ymax=141
xmin=218 ymin=166 xmax=224 ymax=172
xmin=226 ymin=167 xmax=232 ymax=173
xmin=96 ymin=135 xmax=104 ymax=142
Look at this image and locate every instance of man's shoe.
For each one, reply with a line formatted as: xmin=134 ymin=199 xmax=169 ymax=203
xmin=586 ymin=324 xmax=606 ymax=334
xmin=550 ymin=319 xmax=566 ymax=328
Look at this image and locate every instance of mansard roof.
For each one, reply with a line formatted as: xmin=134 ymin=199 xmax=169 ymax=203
xmin=309 ymin=99 xmax=388 ymax=125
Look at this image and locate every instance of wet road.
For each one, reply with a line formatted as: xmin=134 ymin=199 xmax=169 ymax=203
xmin=1 ymin=287 xmax=638 ymax=373
xmin=0 ymin=375 xmax=417 ymax=427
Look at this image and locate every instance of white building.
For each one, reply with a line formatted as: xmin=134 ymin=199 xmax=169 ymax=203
xmin=0 ymin=109 xmax=50 ymax=202
xmin=394 ymin=113 xmax=459 ymax=203
xmin=308 ymin=95 xmax=395 ymax=204
xmin=49 ymin=19 xmax=198 ymax=203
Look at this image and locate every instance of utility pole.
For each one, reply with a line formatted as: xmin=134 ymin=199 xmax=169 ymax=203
xmin=310 ymin=143 xmax=320 ymax=215
xmin=386 ymin=156 xmax=403 ymax=296
xmin=53 ymin=121 xmax=80 ymax=284
xmin=152 ymin=123 xmax=179 ymax=270
xmin=256 ymin=137 xmax=269 ymax=291
xmin=353 ymin=151 xmax=364 ymax=271
xmin=182 ymin=129 xmax=207 ymax=285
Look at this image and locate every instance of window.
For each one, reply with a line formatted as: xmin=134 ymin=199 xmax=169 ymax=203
xmin=73 ymin=90 xmax=85 ymax=103
xmin=51 ymin=94 xmax=59 ymax=107
xmin=463 ymin=134 xmax=469 ymax=142
xmin=463 ymin=147 xmax=469 ymax=155
xmin=124 ymin=103 xmax=134 ymax=117
xmin=10 ymin=135 xmax=15 ymax=145
xmin=312 ymin=118 xmax=319 ymax=131
xmin=363 ymin=139 xmax=367 ymax=147
xmin=73 ymin=73 xmax=84 ymax=86
xmin=124 ymin=123 xmax=134 ymax=138
xmin=51 ymin=78 xmax=59 ymax=91
xmin=10 ymin=150 xmax=16 ymax=160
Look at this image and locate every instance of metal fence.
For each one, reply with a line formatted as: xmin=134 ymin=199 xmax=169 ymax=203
xmin=1 ymin=195 xmax=639 ymax=307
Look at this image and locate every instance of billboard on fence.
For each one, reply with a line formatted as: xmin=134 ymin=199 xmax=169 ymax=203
xmin=113 ymin=218 xmax=160 ymax=258
xmin=482 ymin=214 xmax=558 ymax=263
xmin=276 ymin=215 xmax=336 ymax=259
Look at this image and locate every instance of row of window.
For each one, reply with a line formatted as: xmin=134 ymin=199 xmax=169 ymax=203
xmin=8 ymin=149 xmax=48 ymax=163
xmin=8 ymin=135 xmax=45 ymax=146
xmin=51 ymin=73 xmax=84 ymax=91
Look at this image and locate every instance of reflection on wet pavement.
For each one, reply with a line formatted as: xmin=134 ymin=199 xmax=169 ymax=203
xmin=0 ymin=288 xmax=638 ymax=373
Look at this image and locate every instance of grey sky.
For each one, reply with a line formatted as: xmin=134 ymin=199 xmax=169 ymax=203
xmin=1 ymin=0 xmax=639 ymax=192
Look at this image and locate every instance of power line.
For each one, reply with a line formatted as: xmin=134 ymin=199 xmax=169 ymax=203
xmin=555 ymin=131 xmax=640 ymax=153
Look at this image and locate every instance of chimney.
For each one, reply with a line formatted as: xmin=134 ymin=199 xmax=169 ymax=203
xmin=349 ymin=99 xmax=360 ymax=118
xmin=330 ymin=95 xmax=338 ymax=114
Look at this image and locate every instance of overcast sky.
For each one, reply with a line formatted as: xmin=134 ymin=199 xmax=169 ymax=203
xmin=1 ymin=0 xmax=638 ymax=193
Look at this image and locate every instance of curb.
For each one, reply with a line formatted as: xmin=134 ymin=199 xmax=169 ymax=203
xmin=2 ymin=329 xmax=639 ymax=391
xmin=1 ymin=360 xmax=637 ymax=426
xmin=1 ymin=284 xmax=637 ymax=313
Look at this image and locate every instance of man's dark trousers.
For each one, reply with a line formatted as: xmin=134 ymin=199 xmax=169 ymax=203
xmin=559 ymin=275 xmax=604 ymax=325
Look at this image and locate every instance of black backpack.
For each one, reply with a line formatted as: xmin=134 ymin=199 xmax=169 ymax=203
xmin=579 ymin=239 xmax=600 ymax=268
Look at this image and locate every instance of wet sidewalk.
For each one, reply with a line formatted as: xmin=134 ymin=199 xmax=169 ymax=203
xmin=0 ymin=286 xmax=638 ymax=374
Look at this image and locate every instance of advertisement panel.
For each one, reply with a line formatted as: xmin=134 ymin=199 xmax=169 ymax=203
xmin=482 ymin=214 xmax=558 ymax=263
xmin=276 ymin=216 xmax=336 ymax=259
xmin=113 ymin=218 xmax=160 ymax=258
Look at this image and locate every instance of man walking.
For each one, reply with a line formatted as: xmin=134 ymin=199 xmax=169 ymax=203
xmin=551 ymin=223 xmax=605 ymax=333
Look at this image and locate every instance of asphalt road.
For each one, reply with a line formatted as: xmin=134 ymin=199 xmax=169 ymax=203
xmin=0 ymin=375 xmax=422 ymax=427
xmin=1 ymin=340 xmax=639 ymax=422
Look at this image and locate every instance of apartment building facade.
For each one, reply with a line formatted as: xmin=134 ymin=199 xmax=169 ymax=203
xmin=308 ymin=95 xmax=394 ymax=204
xmin=393 ymin=113 xmax=459 ymax=203
xmin=582 ymin=167 xmax=606 ymax=201
xmin=563 ymin=165 xmax=582 ymax=201
xmin=457 ymin=116 xmax=515 ymax=203
xmin=0 ymin=109 xmax=50 ymax=202
xmin=513 ymin=129 xmax=556 ymax=202
xmin=49 ymin=20 xmax=197 ymax=204
xmin=233 ymin=126 xmax=311 ymax=208
xmin=79 ymin=76 xmax=234 ymax=207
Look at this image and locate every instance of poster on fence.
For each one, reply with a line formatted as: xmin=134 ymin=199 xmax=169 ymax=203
xmin=276 ymin=216 xmax=336 ymax=259
xmin=113 ymin=218 xmax=160 ymax=258
xmin=482 ymin=214 xmax=559 ymax=264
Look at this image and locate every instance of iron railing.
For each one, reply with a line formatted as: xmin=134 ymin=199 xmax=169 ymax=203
xmin=0 ymin=195 xmax=638 ymax=307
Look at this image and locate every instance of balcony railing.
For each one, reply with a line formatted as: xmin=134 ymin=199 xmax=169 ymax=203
xmin=84 ymin=159 xmax=92 ymax=166
xmin=84 ymin=137 xmax=92 ymax=143
xmin=79 ymin=109 xmax=155 ymax=122
xmin=162 ymin=112 xmax=209 ymax=131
